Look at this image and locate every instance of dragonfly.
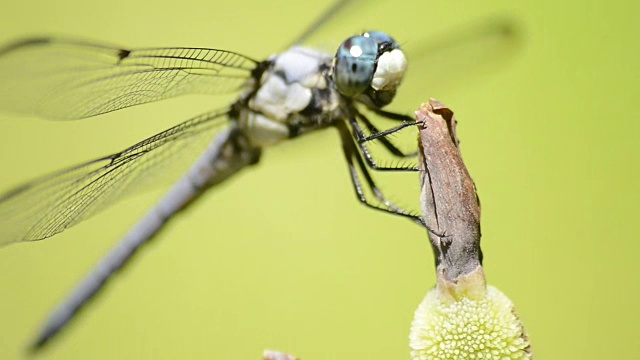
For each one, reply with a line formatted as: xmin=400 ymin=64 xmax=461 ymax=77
xmin=0 ymin=0 xmax=426 ymax=350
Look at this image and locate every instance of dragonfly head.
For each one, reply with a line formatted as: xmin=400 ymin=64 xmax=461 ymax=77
xmin=333 ymin=31 xmax=407 ymax=108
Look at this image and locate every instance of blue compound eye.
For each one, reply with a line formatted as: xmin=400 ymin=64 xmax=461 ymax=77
xmin=334 ymin=35 xmax=378 ymax=98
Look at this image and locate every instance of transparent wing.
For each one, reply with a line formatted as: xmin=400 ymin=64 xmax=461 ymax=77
xmin=293 ymin=1 xmax=521 ymax=94
xmin=0 ymin=38 xmax=258 ymax=119
xmin=406 ymin=15 xmax=522 ymax=94
xmin=0 ymin=108 xmax=232 ymax=246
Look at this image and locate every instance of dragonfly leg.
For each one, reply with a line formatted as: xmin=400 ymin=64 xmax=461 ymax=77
xmin=355 ymin=111 xmax=418 ymax=158
xmin=347 ymin=115 xmax=419 ymax=172
xmin=360 ymin=108 xmax=423 ymax=144
xmin=336 ymin=121 xmax=424 ymax=226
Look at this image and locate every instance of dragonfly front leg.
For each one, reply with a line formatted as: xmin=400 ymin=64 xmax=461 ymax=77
xmin=335 ymin=121 xmax=424 ymax=226
xmin=348 ymin=113 xmax=419 ymax=172
xmin=355 ymin=111 xmax=418 ymax=159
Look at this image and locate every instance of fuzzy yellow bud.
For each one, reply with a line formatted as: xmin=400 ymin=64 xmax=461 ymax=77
xmin=409 ymin=285 xmax=532 ymax=360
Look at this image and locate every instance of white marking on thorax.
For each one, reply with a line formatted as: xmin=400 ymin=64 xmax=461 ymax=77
xmin=243 ymin=47 xmax=333 ymax=147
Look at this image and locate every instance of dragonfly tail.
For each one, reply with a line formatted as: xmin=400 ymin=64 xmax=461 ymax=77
xmin=30 ymin=127 xmax=261 ymax=351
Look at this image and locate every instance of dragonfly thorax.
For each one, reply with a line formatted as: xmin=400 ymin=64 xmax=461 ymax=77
xmin=239 ymin=46 xmax=344 ymax=147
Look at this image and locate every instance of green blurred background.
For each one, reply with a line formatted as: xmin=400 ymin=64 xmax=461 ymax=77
xmin=0 ymin=0 xmax=637 ymax=359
